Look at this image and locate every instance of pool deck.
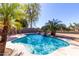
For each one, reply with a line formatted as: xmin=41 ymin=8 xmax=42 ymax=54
xmin=56 ymin=33 xmax=79 ymax=42
xmin=6 ymin=33 xmax=79 ymax=56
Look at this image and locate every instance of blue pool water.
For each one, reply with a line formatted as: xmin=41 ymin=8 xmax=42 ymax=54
xmin=11 ymin=34 xmax=69 ymax=55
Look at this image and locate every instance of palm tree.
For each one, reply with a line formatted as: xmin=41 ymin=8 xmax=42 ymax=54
xmin=25 ymin=3 xmax=40 ymax=28
xmin=9 ymin=20 xmax=23 ymax=34
xmin=46 ymin=18 xmax=61 ymax=36
xmin=0 ymin=3 xmax=25 ymax=56
xmin=42 ymin=18 xmax=61 ymax=36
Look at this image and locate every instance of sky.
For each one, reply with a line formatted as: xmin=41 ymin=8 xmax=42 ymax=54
xmin=36 ymin=3 xmax=79 ymax=28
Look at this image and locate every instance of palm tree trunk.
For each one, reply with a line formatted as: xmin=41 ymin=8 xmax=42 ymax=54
xmin=0 ymin=18 xmax=8 ymax=56
xmin=51 ymin=31 xmax=56 ymax=36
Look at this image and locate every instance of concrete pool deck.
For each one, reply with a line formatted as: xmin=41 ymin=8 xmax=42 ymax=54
xmin=5 ymin=33 xmax=79 ymax=56
xmin=56 ymin=33 xmax=79 ymax=39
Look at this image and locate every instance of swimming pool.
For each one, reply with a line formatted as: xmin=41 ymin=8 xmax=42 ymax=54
xmin=11 ymin=34 xmax=69 ymax=55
